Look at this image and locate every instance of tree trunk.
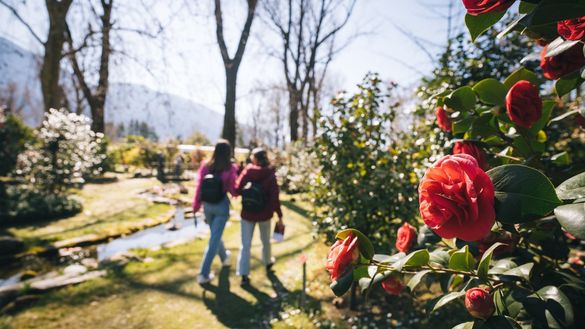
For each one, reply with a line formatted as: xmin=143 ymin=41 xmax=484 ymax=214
xmin=91 ymin=0 xmax=113 ymax=134
xmin=40 ymin=0 xmax=73 ymax=112
xmin=222 ymin=67 xmax=237 ymax=147
xmin=289 ymin=89 xmax=299 ymax=141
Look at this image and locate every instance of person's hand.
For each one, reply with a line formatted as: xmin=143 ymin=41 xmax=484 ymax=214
xmin=277 ymin=216 xmax=284 ymax=226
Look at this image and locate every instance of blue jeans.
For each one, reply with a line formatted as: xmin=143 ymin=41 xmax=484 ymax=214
xmin=199 ymin=197 xmax=229 ymax=278
xmin=236 ymin=219 xmax=272 ymax=276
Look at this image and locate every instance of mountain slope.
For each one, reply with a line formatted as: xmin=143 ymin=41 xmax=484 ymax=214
xmin=0 ymin=37 xmax=223 ymax=141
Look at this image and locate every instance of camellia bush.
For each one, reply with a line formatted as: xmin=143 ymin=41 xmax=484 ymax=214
xmin=326 ymin=1 xmax=585 ymax=329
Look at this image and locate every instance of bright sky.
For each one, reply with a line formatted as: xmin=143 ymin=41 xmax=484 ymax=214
xmin=0 ymin=0 xmax=465 ymax=123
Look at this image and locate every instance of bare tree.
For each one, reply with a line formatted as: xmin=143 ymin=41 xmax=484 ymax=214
xmin=214 ymin=0 xmax=258 ymax=148
xmin=263 ymin=0 xmax=356 ymax=142
xmin=0 ymin=0 xmax=74 ymax=112
xmin=64 ymin=0 xmax=113 ymax=133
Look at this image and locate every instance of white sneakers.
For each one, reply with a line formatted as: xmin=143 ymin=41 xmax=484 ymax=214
xmin=197 ymin=272 xmax=215 ymax=284
xmin=222 ymin=250 xmax=232 ymax=267
xmin=197 ymin=251 xmax=231 ymax=285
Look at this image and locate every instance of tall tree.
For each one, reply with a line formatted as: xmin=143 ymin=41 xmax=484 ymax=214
xmin=263 ymin=0 xmax=356 ymax=141
xmin=64 ymin=0 xmax=113 ymax=133
xmin=0 ymin=0 xmax=74 ymax=112
xmin=214 ymin=0 xmax=258 ymax=147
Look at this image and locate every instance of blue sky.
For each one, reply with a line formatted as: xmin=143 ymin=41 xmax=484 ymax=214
xmin=0 ymin=0 xmax=465 ymax=122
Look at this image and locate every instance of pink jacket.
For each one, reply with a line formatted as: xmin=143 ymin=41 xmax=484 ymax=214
xmin=193 ymin=161 xmax=238 ymax=212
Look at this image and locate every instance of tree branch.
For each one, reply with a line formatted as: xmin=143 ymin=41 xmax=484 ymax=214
xmin=0 ymin=0 xmax=45 ymax=45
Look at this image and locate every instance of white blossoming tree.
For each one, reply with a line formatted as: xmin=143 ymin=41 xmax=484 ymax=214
xmin=16 ymin=108 xmax=105 ymax=194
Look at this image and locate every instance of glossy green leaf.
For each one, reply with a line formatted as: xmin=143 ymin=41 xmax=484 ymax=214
xmin=407 ymin=269 xmax=431 ymax=292
xmin=473 ymin=78 xmax=507 ymax=106
xmin=452 ymin=322 xmax=475 ymax=329
xmin=556 ymin=172 xmax=585 ymax=200
xmin=477 ymin=242 xmax=505 ymax=281
xmin=503 ymin=67 xmax=539 ymax=90
xmin=373 ymin=253 xmax=404 ymax=264
xmin=528 ymin=100 xmax=555 ymax=135
xmin=524 ymin=286 xmax=574 ymax=328
xmin=487 ymin=165 xmax=562 ymax=223
xmin=545 ymin=37 xmax=580 ymax=58
xmin=392 ymin=249 xmax=430 ymax=271
xmin=444 ymin=86 xmax=476 ymax=112
xmin=554 ymin=203 xmax=585 ymax=239
xmin=336 ymin=228 xmax=374 ymax=259
xmin=449 ymin=245 xmax=476 ymax=272
xmin=528 ymin=0 xmax=585 ymax=26
xmin=330 ymin=269 xmax=353 ymax=296
xmin=555 ymin=75 xmax=582 ymax=97
xmin=465 ymin=11 xmax=506 ymax=43
xmin=501 ymin=263 xmax=534 ymax=281
xmin=430 ymin=249 xmax=451 ymax=267
xmin=482 ymin=316 xmax=523 ymax=329
xmin=453 ymin=116 xmax=474 ymax=135
xmin=353 ymin=265 xmax=370 ymax=281
xmin=489 ymin=258 xmax=517 ymax=274
xmin=551 ymin=152 xmax=571 ymax=165
xmin=519 ymin=1 xmax=537 ymax=14
xmin=432 ymin=291 xmax=465 ymax=312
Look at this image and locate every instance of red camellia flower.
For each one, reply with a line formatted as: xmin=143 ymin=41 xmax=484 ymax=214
xmin=381 ymin=276 xmax=403 ymax=296
xmin=462 ymin=0 xmax=515 ymax=16
xmin=419 ymin=154 xmax=495 ymax=242
xmin=465 ymin=288 xmax=495 ymax=320
xmin=436 ymin=106 xmax=452 ymax=132
xmin=505 ymin=80 xmax=542 ymax=129
xmin=453 ymin=141 xmax=489 ymax=171
xmin=326 ymin=234 xmax=359 ymax=282
xmin=558 ymin=16 xmax=585 ymax=41
xmin=541 ymin=44 xmax=585 ymax=80
xmin=395 ymin=223 xmax=417 ymax=253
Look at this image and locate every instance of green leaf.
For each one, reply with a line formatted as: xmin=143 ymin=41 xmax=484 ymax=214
xmin=501 ymin=263 xmax=534 ymax=281
xmin=392 ymin=249 xmax=430 ymax=271
xmin=528 ymin=100 xmax=555 ymax=135
xmin=554 ymin=203 xmax=585 ymax=239
xmin=407 ymin=270 xmax=431 ymax=292
xmin=330 ymin=269 xmax=353 ymax=296
xmin=483 ymin=316 xmax=523 ymax=329
xmin=489 ymin=258 xmax=517 ymax=274
xmin=336 ymin=228 xmax=374 ymax=259
xmin=528 ymin=0 xmax=585 ymax=26
xmin=545 ymin=37 xmax=581 ymax=58
xmin=432 ymin=291 xmax=465 ymax=312
xmin=453 ymin=116 xmax=474 ymax=135
xmin=452 ymin=322 xmax=475 ymax=329
xmin=444 ymin=86 xmax=477 ymax=112
xmin=449 ymin=245 xmax=476 ymax=272
xmin=372 ymin=253 xmax=404 ymax=264
xmin=519 ymin=1 xmax=537 ymax=14
xmin=551 ymin=152 xmax=571 ymax=166
xmin=465 ymin=11 xmax=506 ymax=43
xmin=556 ymin=172 xmax=585 ymax=200
xmin=524 ymin=286 xmax=574 ymax=328
xmin=430 ymin=249 xmax=451 ymax=267
xmin=487 ymin=165 xmax=562 ymax=223
xmin=473 ymin=78 xmax=507 ymax=106
xmin=555 ymin=74 xmax=582 ymax=97
xmin=503 ymin=68 xmax=539 ymax=90
xmin=477 ymin=242 xmax=505 ymax=281
xmin=353 ymin=265 xmax=370 ymax=281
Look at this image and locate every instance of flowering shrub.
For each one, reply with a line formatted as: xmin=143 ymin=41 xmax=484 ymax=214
xmin=274 ymin=141 xmax=319 ymax=194
xmin=327 ymin=2 xmax=585 ymax=328
xmin=15 ymin=108 xmax=105 ymax=193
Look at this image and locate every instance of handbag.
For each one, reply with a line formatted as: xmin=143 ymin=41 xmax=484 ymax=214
xmin=272 ymin=221 xmax=285 ymax=242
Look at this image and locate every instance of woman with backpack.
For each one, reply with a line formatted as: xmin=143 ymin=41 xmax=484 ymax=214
xmin=193 ymin=139 xmax=239 ymax=284
xmin=235 ymin=148 xmax=283 ymax=286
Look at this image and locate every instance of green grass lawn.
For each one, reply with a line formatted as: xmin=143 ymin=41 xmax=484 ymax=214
xmin=4 ymin=177 xmax=173 ymax=248
xmin=0 ymin=194 xmax=345 ymax=329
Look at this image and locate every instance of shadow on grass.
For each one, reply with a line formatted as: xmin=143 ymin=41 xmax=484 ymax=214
xmin=281 ymin=200 xmax=309 ymax=218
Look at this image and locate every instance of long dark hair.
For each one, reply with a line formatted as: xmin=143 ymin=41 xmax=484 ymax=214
xmin=208 ymin=139 xmax=232 ymax=172
xmin=252 ymin=147 xmax=270 ymax=168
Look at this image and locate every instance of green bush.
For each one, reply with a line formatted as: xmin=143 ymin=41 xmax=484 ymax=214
xmin=0 ymin=183 xmax=82 ymax=225
xmin=0 ymin=109 xmax=33 ymax=176
xmin=312 ymin=74 xmax=419 ymax=250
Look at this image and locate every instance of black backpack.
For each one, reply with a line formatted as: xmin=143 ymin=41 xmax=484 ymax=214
xmin=200 ymin=172 xmax=225 ymax=203
xmin=241 ymin=181 xmax=266 ymax=212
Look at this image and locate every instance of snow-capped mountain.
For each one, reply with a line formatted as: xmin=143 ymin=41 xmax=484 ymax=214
xmin=0 ymin=37 xmax=223 ymax=141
